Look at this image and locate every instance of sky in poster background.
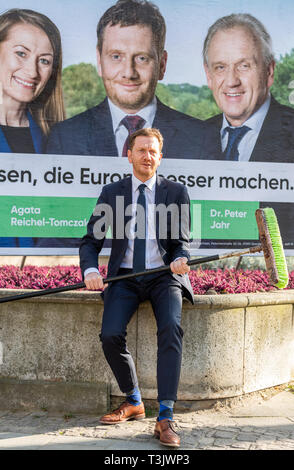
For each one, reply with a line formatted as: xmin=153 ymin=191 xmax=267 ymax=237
xmin=1 ymin=0 xmax=294 ymax=86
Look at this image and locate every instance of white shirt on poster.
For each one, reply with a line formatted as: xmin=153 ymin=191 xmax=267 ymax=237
xmin=220 ymin=94 xmax=271 ymax=162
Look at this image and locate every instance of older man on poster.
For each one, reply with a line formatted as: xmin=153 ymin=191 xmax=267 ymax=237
xmin=202 ymin=13 xmax=294 ymax=246
xmin=47 ymin=0 xmax=203 ymax=159
xmin=202 ymin=13 xmax=294 ymax=163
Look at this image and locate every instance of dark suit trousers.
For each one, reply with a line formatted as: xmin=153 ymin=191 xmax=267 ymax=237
xmin=100 ymin=270 xmax=184 ymax=402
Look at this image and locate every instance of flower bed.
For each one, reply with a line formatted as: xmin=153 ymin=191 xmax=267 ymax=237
xmin=0 ymin=265 xmax=293 ymax=294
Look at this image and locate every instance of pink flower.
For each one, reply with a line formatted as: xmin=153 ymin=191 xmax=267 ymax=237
xmin=0 ymin=265 xmax=290 ymax=294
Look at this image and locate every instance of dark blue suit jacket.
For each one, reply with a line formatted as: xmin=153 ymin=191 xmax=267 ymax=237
xmin=0 ymin=111 xmax=45 ymax=155
xmin=0 ymin=111 xmax=44 ymax=248
xmin=46 ymin=98 xmax=204 ymax=159
xmin=79 ymin=174 xmax=194 ymax=304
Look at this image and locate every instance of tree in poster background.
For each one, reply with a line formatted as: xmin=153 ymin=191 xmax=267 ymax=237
xmin=62 ymin=63 xmax=106 ymax=119
xmin=271 ymin=49 xmax=294 ymax=106
xmin=62 ymin=51 xmax=294 ymax=120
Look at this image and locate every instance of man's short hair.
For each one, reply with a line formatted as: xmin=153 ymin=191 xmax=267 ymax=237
xmin=129 ymin=127 xmax=164 ymax=151
xmin=203 ymin=13 xmax=274 ymax=68
xmin=97 ymin=0 xmax=166 ymax=57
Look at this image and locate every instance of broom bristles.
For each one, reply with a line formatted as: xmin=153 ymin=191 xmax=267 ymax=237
xmin=261 ymin=208 xmax=289 ymax=289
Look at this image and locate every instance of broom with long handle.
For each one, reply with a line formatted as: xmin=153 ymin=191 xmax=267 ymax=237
xmin=0 ymin=207 xmax=289 ymax=304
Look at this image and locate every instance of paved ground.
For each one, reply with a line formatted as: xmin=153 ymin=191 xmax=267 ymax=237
xmin=0 ymin=388 xmax=294 ymax=451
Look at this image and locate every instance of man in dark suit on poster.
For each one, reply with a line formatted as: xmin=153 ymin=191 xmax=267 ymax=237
xmin=47 ymin=0 xmax=204 ymax=159
xmin=42 ymin=0 xmax=204 ymax=249
xmin=202 ymin=13 xmax=294 ymax=245
xmin=80 ymin=127 xmax=193 ymax=447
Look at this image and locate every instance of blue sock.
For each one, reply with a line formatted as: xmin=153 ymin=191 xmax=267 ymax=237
xmin=126 ymin=387 xmax=142 ymax=406
xmin=158 ymin=400 xmax=174 ymax=421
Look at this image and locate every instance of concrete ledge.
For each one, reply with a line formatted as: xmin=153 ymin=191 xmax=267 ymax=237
xmin=0 ymin=288 xmax=293 ymax=412
xmin=2 ymin=287 xmax=294 ymax=306
xmin=0 ymin=378 xmax=109 ymax=414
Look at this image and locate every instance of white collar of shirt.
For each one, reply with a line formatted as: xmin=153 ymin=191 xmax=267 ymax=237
xmin=108 ymin=97 xmax=157 ymax=134
xmin=132 ymin=173 xmax=157 ymax=196
xmin=221 ymin=94 xmax=271 ymax=137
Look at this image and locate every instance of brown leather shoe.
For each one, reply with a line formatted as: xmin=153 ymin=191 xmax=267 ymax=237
xmin=99 ymin=401 xmax=145 ymax=425
xmin=154 ymin=418 xmax=180 ymax=447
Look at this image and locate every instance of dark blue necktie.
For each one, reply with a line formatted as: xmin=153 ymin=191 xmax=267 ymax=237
xmin=223 ymin=126 xmax=250 ymax=160
xmin=133 ymin=184 xmax=146 ymax=273
xmin=121 ymin=115 xmax=146 ymax=156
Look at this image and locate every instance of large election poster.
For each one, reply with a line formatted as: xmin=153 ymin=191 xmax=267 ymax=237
xmin=0 ymin=0 xmax=294 ymax=255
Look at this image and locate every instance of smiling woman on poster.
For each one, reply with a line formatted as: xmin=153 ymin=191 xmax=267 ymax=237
xmin=0 ymin=8 xmax=65 ymax=248
xmin=0 ymin=8 xmax=65 ymax=154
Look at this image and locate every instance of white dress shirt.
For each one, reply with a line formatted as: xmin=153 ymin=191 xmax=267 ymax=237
xmin=108 ymin=97 xmax=157 ymax=156
xmin=120 ymin=173 xmax=164 ymax=269
xmin=84 ymin=173 xmax=165 ymax=278
xmin=220 ymin=94 xmax=271 ymax=162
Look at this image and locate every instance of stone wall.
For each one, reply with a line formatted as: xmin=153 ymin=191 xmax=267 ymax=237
xmin=0 ymin=288 xmax=293 ymax=414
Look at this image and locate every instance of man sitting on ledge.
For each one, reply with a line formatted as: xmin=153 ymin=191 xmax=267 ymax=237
xmin=79 ymin=127 xmax=194 ymax=448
